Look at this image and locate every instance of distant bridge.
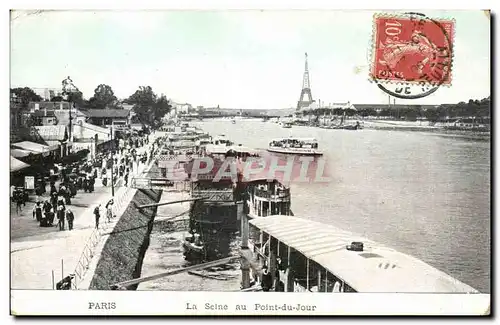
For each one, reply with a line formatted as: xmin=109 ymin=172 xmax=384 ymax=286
xmin=182 ymin=113 xmax=284 ymax=119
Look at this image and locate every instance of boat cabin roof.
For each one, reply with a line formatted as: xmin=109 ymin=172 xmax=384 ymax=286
xmin=207 ymin=145 xmax=258 ymax=155
xmin=271 ymin=137 xmax=318 ymax=142
xmin=249 ymin=215 xmax=478 ymax=293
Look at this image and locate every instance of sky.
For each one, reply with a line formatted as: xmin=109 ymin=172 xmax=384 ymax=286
xmin=10 ymin=10 xmax=490 ymax=110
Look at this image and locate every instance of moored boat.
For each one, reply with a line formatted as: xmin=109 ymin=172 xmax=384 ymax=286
xmin=268 ymin=137 xmax=323 ymax=156
xmin=245 ymin=215 xmax=479 ymax=293
xmin=245 ymin=178 xmax=292 ymax=218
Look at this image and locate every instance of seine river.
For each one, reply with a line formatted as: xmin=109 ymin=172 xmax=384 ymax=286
xmin=142 ymin=119 xmax=490 ymax=293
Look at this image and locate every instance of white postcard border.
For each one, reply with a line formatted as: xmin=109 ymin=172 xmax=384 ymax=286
xmin=11 ymin=290 xmax=490 ymax=316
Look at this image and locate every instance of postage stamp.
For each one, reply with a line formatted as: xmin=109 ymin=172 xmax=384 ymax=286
xmin=370 ymin=12 xmax=455 ymax=99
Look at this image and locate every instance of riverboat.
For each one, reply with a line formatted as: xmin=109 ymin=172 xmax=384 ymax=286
xmin=182 ymin=155 xmax=242 ymax=261
xmin=206 ymin=144 xmax=260 ymax=160
xmin=268 ymin=137 xmax=323 ymax=156
xmin=246 ymin=178 xmax=292 ymax=217
xmin=205 ymin=134 xmax=235 ymax=155
xmin=332 ymin=121 xmax=363 ymax=130
xmin=244 ymin=215 xmax=479 ymax=293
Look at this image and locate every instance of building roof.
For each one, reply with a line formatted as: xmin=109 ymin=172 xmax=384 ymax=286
xmin=76 ymin=109 xmax=88 ymax=117
xmin=72 ymin=122 xmax=110 ymax=141
xmin=12 ymin=141 xmax=51 ymax=153
xmin=29 ymin=101 xmax=71 ymax=110
xmin=249 ymin=215 xmax=478 ymax=293
xmin=34 ymin=125 xmax=67 ymax=141
xmin=32 ymin=110 xmax=56 ymax=118
xmin=86 ymin=109 xmax=130 ymax=118
xmin=11 ymin=156 xmax=30 ymax=173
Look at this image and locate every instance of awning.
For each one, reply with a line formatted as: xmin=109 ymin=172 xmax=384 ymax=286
xmin=44 ymin=141 xmax=63 ymax=150
xmin=10 ymin=156 xmax=30 ymax=173
xmin=12 ymin=141 xmax=51 ymax=153
xmin=10 ymin=149 xmax=32 ymax=158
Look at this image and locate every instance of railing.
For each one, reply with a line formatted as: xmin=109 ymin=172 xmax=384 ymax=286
xmin=191 ymin=189 xmax=234 ymax=202
xmin=130 ymin=178 xmax=190 ymax=192
xmin=254 ymin=188 xmax=291 ymax=200
xmin=168 ymin=181 xmax=190 ymax=192
xmin=70 ymin=186 xmax=132 ymax=289
xmin=68 ymin=136 xmax=167 ymax=289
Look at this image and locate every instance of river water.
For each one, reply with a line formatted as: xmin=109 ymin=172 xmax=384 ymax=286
xmin=142 ymin=119 xmax=490 ymax=293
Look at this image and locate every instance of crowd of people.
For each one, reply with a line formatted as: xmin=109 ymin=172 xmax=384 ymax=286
xmin=14 ymin=130 xmax=161 ymax=233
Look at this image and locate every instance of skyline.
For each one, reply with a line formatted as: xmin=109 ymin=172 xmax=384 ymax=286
xmin=11 ymin=10 xmax=490 ymax=109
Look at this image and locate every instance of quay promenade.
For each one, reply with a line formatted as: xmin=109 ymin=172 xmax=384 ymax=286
xmin=10 ymin=132 xmax=163 ymax=290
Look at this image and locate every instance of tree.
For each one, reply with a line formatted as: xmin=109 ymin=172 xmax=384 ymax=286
xmin=61 ymin=77 xmax=85 ymax=108
xmin=127 ymin=86 xmax=172 ymax=126
xmin=88 ymin=84 xmax=118 ymax=109
xmin=67 ymin=90 xmax=84 ymax=108
xmin=424 ymin=108 xmax=440 ymax=122
xmin=10 ymin=87 xmax=42 ymax=108
xmin=152 ymin=94 xmax=172 ymax=124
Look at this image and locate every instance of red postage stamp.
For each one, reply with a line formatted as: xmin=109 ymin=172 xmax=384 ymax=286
xmin=370 ymin=14 xmax=455 ymax=86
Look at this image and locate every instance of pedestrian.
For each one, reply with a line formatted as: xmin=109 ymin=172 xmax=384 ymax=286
xmin=261 ymin=267 xmax=273 ymax=292
xmin=83 ymin=177 xmax=89 ymax=193
xmin=69 ymin=181 xmax=77 ymax=197
xmin=57 ymin=205 xmax=65 ymax=231
xmin=32 ymin=201 xmax=43 ymax=222
xmin=77 ymin=176 xmax=83 ymax=190
xmin=50 ymin=191 xmax=57 ymax=209
xmin=66 ymin=209 xmax=74 ymax=231
xmin=39 ymin=211 xmax=49 ymax=227
xmin=35 ymin=180 xmax=44 ymax=196
xmin=94 ymin=204 xmax=101 ymax=229
xmin=21 ymin=188 xmax=28 ymax=207
xmin=124 ymin=171 xmax=129 ymax=186
xmin=105 ymin=199 xmax=113 ymax=223
xmin=64 ymin=188 xmax=71 ymax=205
xmin=57 ymin=192 xmax=66 ymax=209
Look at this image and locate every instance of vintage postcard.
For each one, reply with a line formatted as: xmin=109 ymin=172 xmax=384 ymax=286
xmin=9 ymin=8 xmax=491 ymax=316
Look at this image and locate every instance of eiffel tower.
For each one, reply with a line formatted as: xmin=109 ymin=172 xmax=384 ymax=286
xmin=297 ymin=52 xmax=315 ymax=110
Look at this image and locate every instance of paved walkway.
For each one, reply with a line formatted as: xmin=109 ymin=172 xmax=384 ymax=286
xmin=10 ymin=132 xmax=164 ymax=290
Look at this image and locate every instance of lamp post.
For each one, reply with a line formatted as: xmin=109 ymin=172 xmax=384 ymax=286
xmin=109 ymin=125 xmax=115 ymax=198
xmin=62 ymin=76 xmax=78 ymax=155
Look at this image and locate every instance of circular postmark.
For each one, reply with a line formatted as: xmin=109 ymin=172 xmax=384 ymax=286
xmin=370 ymin=12 xmax=454 ymax=99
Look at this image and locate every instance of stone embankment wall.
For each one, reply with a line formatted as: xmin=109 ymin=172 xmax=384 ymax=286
xmin=89 ymin=166 xmax=162 ymax=290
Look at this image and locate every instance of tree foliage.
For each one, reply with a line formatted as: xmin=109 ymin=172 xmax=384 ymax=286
xmin=127 ymin=86 xmax=172 ymax=126
xmin=301 ymin=97 xmax=490 ymax=122
xmin=10 ymin=87 xmax=42 ymax=108
xmin=61 ymin=77 xmax=85 ymax=108
xmin=88 ymin=84 xmax=119 ymax=109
